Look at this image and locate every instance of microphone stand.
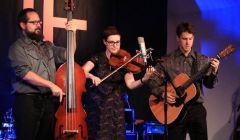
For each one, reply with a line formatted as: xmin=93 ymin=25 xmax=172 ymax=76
xmin=156 ymin=63 xmax=190 ymax=140
xmin=158 ymin=65 xmax=176 ymax=140
xmin=163 ymin=73 xmax=169 ymax=140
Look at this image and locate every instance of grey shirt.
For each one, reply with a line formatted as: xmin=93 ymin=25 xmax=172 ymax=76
xmin=147 ymin=48 xmax=218 ymax=103
xmin=8 ymin=35 xmax=66 ymax=94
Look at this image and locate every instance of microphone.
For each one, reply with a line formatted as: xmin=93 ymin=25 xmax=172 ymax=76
xmin=137 ymin=37 xmax=147 ymax=65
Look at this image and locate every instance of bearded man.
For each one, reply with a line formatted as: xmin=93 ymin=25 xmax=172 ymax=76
xmin=8 ymin=8 xmax=77 ymax=140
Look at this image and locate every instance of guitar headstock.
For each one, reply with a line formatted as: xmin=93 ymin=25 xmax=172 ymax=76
xmin=65 ymin=0 xmax=74 ymax=11
xmin=217 ymin=44 xmax=235 ymax=60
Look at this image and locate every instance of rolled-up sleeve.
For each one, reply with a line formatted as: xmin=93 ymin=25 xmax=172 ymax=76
xmin=8 ymin=44 xmax=31 ymax=79
xmin=146 ymin=64 xmax=165 ymax=99
xmin=203 ymin=73 xmax=218 ymax=88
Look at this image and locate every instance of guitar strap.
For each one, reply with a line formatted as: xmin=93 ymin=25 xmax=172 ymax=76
xmin=191 ymin=52 xmax=198 ymax=76
xmin=191 ymin=51 xmax=203 ymax=96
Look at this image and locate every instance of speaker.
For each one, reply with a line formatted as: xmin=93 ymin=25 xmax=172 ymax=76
xmin=125 ymin=108 xmax=135 ymax=132
xmin=142 ymin=121 xmax=164 ymax=140
xmin=142 ymin=133 xmax=164 ymax=140
xmin=142 ymin=122 xmax=164 ymax=134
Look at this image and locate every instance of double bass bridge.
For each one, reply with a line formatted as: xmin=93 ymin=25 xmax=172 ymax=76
xmin=63 ymin=130 xmax=79 ymax=137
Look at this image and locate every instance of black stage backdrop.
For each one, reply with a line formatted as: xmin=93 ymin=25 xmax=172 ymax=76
xmin=0 ymin=0 xmax=167 ymax=122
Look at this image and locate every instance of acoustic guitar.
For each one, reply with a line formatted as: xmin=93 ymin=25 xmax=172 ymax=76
xmin=149 ymin=44 xmax=235 ymax=125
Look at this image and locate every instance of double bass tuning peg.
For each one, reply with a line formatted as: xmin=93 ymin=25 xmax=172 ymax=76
xmin=65 ymin=0 xmax=75 ymax=11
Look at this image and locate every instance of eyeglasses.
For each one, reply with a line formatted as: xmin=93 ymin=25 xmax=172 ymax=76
xmin=27 ymin=20 xmax=42 ymax=25
xmin=106 ymin=40 xmax=120 ymax=46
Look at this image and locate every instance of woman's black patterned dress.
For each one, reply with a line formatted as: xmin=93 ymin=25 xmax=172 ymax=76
xmin=85 ymin=52 xmax=126 ymax=140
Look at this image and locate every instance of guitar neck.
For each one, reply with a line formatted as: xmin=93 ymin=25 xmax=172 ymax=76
xmin=181 ymin=63 xmax=211 ymax=90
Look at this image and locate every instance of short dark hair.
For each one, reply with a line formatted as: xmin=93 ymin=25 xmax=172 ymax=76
xmin=17 ymin=8 xmax=38 ymax=30
xmin=176 ymin=22 xmax=195 ymax=37
xmin=102 ymin=26 xmax=120 ymax=40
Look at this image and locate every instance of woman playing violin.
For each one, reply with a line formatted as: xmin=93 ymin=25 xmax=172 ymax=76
xmin=82 ymin=26 xmax=154 ymax=140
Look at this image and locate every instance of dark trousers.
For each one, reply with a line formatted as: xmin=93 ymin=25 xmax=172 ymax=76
xmin=13 ymin=94 xmax=55 ymax=140
xmin=168 ymin=103 xmax=208 ymax=140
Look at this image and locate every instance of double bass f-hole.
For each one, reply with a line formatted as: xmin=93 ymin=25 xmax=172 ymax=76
xmin=55 ymin=0 xmax=88 ymax=139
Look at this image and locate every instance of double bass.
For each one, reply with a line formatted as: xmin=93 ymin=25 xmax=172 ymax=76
xmin=55 ymin=0 xmax=88 ymax=139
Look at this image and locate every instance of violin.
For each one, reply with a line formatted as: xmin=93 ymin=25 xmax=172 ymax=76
xmin=109 ymin=49 xmax=145 ymax=73
xmin=93 ymin=49 xmax=145 ymax=86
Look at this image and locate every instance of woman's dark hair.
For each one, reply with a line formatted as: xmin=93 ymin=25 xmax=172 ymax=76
xmin=176 ymin=22 xmax=195 ymax=37
xmin=17 ymin=8 xmax=38 ymax=30
xmin=102 ymin=26 xmax=120 ymax=40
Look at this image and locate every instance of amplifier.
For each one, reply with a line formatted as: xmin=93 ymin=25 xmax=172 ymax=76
xmin=126 ymin=131 xmax=138 ymax=140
